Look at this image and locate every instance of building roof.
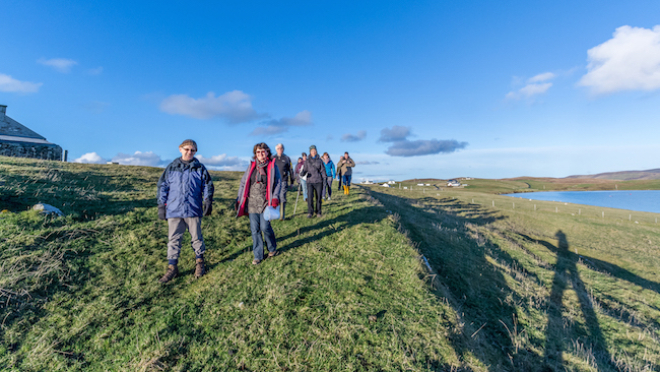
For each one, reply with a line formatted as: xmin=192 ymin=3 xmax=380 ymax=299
xmin=0 ymin=105 xmax=49 ymax=141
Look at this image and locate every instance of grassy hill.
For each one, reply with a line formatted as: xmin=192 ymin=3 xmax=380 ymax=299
xmin=2 ymin=156 xmax=660 ymax=371
xmin=567 ymin=169 xmax=660 ymax=181
xmin=0 ymin=157 xmax=479 ymax=371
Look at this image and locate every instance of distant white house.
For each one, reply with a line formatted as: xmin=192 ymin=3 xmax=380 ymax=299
xmin=403 ymin=186 xmax=408 ymax=189
xmin=417 ymin=183 xmax=424 ymax=186
xmin=381 ymin=183 xmax=390 ymax=187
xmin=425 ymin=183 xmax=430 ymax=186
xmin=447 ymin=179 xmax=461 ymax=187
xmin=387 ymin=180 xmax=396 ymax=184
xmin=361 ymin=180 xmax=374 ymax=185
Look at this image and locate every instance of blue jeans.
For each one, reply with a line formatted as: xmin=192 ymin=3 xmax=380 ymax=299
xmin=249 ymin=213 xmax=277 ymax=261
xmin=300 ymin=179 xmax=308 ymax=200
xmin=342 ymin=174 xmax=352 ymax=186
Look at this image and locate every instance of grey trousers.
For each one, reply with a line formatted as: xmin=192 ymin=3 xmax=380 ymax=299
xmin=167 ymin=217 xmax=205 ymax=260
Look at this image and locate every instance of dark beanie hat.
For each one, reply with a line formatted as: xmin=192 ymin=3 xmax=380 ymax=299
xmin=309 ymin=145 xmax=317 ymax=151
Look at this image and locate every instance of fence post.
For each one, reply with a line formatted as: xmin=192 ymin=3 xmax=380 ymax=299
xmin=602 ymin=211 xmax=604 ymax=218
xmin=492 ymin=201 xmax=495 ymax=207
xmin=534 ymin=204 xmax=536 ymax=211
xmin=555 ymin=207 xmax=558 ymax=213
xmin=579 ymin=209 xmax=581 ymax=215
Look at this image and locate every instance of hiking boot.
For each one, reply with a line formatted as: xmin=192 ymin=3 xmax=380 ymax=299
xmin=268 ymin=250 xmax=280 ymax=258
xmin=317 ymin=213 xmax=323 ymax=218
xmin=307 ymin=213 xmax=313 ymax=218
xmin=195 ymin=258 xmax=205 ymax=279
xmin=159 ymin=264 xmax=178 ymax=283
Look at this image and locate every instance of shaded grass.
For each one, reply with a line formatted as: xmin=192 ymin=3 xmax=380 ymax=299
xmin=366 ymin=185 xmax=660 ymax=371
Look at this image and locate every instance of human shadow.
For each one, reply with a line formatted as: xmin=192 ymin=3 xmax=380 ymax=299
xmin=367 ymin=189 xmax=548 ymax=370
xmin=544 ymin=230 xmax=615 ymax=370
xmin=525 ymin=233 xmax=660 ymax=297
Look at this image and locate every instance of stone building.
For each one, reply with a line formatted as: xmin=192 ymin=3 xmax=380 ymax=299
xmin=0 ymin=105 xmax=62 ymax=161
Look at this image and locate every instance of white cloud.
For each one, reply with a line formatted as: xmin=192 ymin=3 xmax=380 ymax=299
xmin=111 ymin=151 xmax=165 ymax=166
xmin=86 ymin=67 xmax=103 ymax=75
xmin=341 ymin=130 xmax=367 ymax=142
xmin=528 ymin=72 xmax=556 ymax=83
xmin=37 ymin=58 xmax=78 ymax=73
xmin=506 ymin=72 xmax=555 ymax=100
xmin=579 ymin=25 xmax=660 ymax=94
xmin=74 ymin=152 xmax=106 ymax=164
xmin=0 ymin=73 xmax=42 ymax=93
xmin=250 ymin=125 xmax=289 ymax=136
xmin=160 ymin=90 xmax=263 ymax=123
xmin=197 ymin=154 xmax=249 ymax=171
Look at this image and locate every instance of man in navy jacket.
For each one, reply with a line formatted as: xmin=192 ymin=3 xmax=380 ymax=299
xmin=157 ymin=139 xmax=214 ymax=283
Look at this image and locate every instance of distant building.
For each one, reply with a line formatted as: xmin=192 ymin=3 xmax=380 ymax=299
xmin=447 ymin=179 xmax=461 ymax=187
xmin=0 ymin=105 xmax=62 ymax=161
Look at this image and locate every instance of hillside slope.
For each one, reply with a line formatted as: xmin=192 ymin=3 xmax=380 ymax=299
xmin=567 ymin=169 xmax=660 ymax=181
xmin=0 ymin=157 xmax=482 ymax=371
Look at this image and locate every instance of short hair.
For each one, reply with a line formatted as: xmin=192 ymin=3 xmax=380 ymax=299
xmin=297 ymin=157 xmax=303 ymax=161
xmin=252 ymin=142 xmax=271 ymax=160
xmin=301 ymin=152 xmax=307 ymax=157
xmin=179 ymin=139 xmax=197 ymax=150
xmin=344 ymin=151 xmax=349 ymax=155
xmin=322 ymin=152 xmax=329 ymax=158
xmin=276 ymin=143 xmax=284 ymax=150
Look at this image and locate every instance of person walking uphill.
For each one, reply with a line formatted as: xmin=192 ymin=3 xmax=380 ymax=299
xmin=157 ymin=139 xmax=214 ymax=283
xmin=300 ymin=145 xmax=327 ymax=217
xmin=336 ymin=152 xmax=356 ymax=195
xmin=273 ymin=143 xmax=294 ymax=220
xmin=236 ymin=143 xmax=282 ymax=265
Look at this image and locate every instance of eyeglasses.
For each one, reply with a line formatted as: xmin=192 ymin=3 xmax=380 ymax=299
xmin=256 ymin=150 xmax=267 ymax=154
xmin=182 ymin=148 xmax=197 ymax=153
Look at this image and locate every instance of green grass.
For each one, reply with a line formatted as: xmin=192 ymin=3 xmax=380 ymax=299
xmin=364 ymin=185 xmax=660 ymax=371
xmin=0 ymin=157 xmax=479 ymax=371
xmin=3 ymin=156 xmax=660 ymax=371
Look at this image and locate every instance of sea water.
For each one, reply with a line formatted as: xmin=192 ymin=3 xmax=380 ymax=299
xmin=502 ymin=190 xmax=660 ymax=214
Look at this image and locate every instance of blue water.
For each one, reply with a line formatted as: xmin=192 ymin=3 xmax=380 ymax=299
xmin=501 ymin=190 xmax=660 ymax=214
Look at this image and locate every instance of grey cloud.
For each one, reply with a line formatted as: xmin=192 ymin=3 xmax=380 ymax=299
xmin=341 ymin=130 xmax=367 ymax=142
xmin=378 ymin=126 xmax=411 ymax=142
xmin=385 ymin=139 xmax=468 ymax=157
xmin=356 ymin=161 xmax=380 ymax=165
xmin=250 ymin=110 xmax=313 ymax=136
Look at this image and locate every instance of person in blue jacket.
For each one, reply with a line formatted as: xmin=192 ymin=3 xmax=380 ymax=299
xmin=321 ymin=152 xmax=336 ymax=200
xmin=157 ymin=139 xmax=214 ymax=283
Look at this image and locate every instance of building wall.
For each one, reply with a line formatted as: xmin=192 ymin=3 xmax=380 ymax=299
xmin=0 ymin=141 xmax=62 ymax=161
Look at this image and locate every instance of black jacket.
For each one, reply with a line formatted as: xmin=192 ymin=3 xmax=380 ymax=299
xmin=274 ymin=154 xmax=294 ymax=184
xmin=301 ymin=155 xmax=328 ymax=184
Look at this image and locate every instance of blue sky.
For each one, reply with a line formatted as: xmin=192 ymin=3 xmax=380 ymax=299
xmin=2 ymin=0 xmax=660 ymax=180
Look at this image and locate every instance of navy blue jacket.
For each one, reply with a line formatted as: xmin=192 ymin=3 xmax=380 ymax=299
xmin=157 ymin=157 xmax=214 ymax=218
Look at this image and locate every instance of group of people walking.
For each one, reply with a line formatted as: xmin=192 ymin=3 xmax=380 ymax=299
xmin=156 ymin=139 xmax=356 ymax=282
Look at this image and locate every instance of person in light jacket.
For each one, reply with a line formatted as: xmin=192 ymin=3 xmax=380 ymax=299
xmin=336 ymin=152 xmax=356 ymax=195
xmin=157 ymin=139 xmax=214 ymax=283
xmin=236 ymin=142 xmax=282 ymax=265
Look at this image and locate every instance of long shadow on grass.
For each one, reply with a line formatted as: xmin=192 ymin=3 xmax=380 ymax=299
xmin=543 ymin=230 xmax=615 ymax=370
xmin=518 ymin=233 xmax=660 ymax=298
xmin=367 ymin=189 xmax=549 ymax=370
